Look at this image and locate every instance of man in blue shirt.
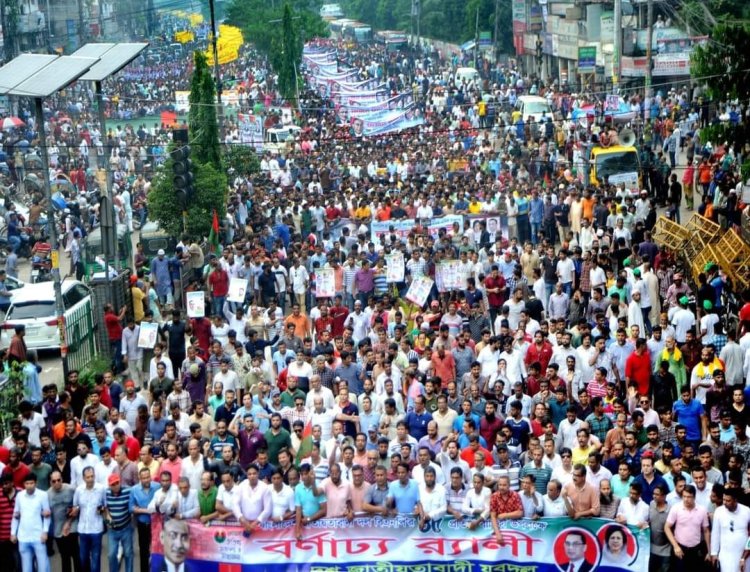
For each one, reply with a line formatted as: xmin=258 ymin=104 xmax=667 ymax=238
xmin=387 ymin=463 xmax=420 ymax=515
xmin=130 ymin=467 xmax=157 ymax=572
xmin=672 ymin=387 xmax=707 ymax=443
xmin=404 ymin=396 xmax=433 ymax=442
xmin=294 ymin=464 xmax=326 ymax=540
xmin=0 ymin=269 xmax=12 ymax=313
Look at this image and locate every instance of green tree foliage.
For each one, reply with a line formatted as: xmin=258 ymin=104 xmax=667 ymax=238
xmin=223 ymin=145 xmax=261 ymax=178
xmin=189 ymin=51 xmax=222 ymax=169
xmin=147 ymin=153 xmax=227 ymax=239
xmin=271 ymin=4 xmax=303 ymax=103
xmin=691 ymin=24 xmax=750 ymax=101
xmin=679 ymin=0 xmax=750 ymax=35
xmin=226 ymin=0 xmax=329 ymax=102
xmin=340 ymin=0 xmax=512 ymax=52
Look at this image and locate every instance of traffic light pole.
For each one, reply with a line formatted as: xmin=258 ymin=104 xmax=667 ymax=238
xmin=95 ymin=79 xmax=116 ymax=298
xmin=36 ymin=97 xmax=68 ymax=376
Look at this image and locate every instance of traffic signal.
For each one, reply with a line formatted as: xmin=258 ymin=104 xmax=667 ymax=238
xmin=171 ymin=144 xmax=193 ymax=206
xmin=536 ymin=39 xmax=543 ymax=65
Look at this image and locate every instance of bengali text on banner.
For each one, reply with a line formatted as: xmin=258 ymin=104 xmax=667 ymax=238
xmin=151 ymin=516 xmax=649 ymax=572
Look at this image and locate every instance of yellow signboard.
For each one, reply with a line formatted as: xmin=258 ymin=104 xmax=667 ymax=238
xmin=174 ymin=30 xmax=195 ymax=44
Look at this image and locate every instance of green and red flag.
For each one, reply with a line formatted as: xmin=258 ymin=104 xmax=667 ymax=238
xmin=295 ymin=418 xmax=314 ymax=465
xmin=208 ymin=210 xmax=221 ymax=256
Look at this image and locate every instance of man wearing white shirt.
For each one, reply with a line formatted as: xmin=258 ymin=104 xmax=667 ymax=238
xmin=461 ymin=473 xmax=491 ymax=529
xmin=499 ymin=342 xmax=527 ymax=389
xmin=615 ymin=483 xmax=650 ymax=527
xmin=148 ymin=472 xmax=180 ymax=517
xmin=306 ymin=377 xmax=335 ymax=410
xmin=70 ymin=441 xmax=100 ymax=489
xmin=174 ymin=477 xmax=200 ymax=519
xmin=10 ymin=472 xmax=51 ymax=572
xmin=542 ymin=479 xmax=567 ymax=516
xmin=234 ymin=464 xmax=271 ymax=533
xmin=215 ymin=472 xmax=240 ymax=520
xmin=417 ymin=467 xmax=446 ymax=528
xmin=105 ymin=409 xmax=132 ymax=438
xmin=310 ymin=399 xmax=337 ymax=442
xmin=179 ymin=439 xmax=204 ymax=491
xmin=94 ymin=450 xmax=117 ymax=486
xmin=585 ymin=454 xmax=612 ymax=490
xmin=269 ymin=469 xmax=295 ymax=522
xmin=412 ymin=447 xmax=446 ymax=487
xmin=711 ymin=487 xmax=750 ymax=572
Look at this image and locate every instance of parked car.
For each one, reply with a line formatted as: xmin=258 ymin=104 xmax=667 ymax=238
xmin=1 ymin=279 xmax=93 ymax=351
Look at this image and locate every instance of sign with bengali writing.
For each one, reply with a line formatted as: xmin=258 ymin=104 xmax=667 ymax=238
xmin=316 ymin=267 xmax=337 ymax=298
xmin=150 ymin=516 xmax=649 ymax=572
xmin=385 ymin=252 xmax=405 ymax=283
xmin=404 ymin=276 xmax=434 ymax=307
xmin=435 ymin=260 xmax=466 ymax=292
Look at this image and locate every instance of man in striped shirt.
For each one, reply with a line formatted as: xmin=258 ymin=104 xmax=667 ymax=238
xmin=104 ymin=474 xmax=133 ymax=572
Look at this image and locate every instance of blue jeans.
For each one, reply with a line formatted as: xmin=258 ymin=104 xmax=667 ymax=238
xmin=211 ymin=295 xmax=225 ymax=317
xmin=79 ymin=533 xmax=102 ymax=572
xmin=530 ymin=221 xmax=541 ymax=244
xmin=8 ymin=235 xmax=20 ymax=253
xmin=20 ymin=540 xmax=50 ymax=572
xmin=107 ymin=527 xmax=133 ymax=572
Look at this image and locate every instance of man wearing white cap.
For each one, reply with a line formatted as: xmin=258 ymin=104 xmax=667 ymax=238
xmin=150 ymin=249 xmax=172 ymax=307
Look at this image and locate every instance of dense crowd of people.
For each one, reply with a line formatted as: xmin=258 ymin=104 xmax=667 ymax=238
xmin=2 ymin=9 xmax=750 ymax=572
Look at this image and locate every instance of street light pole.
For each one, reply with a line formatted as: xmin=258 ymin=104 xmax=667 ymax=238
xmin=35 ymin=97 xmax=68 ymax=376
xmin=645 ymin=0 xmax=653 ymax=97
xmin=208 ymin=0 xmax=224 ymax=141
xmin=613 ymin=0 xmax=622 ymax=91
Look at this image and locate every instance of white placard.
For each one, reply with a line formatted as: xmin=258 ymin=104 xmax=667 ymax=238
xmin=186 ymin=291 xmax=205 ymax=318
xmin=404 ymin=276 xmax=434 ymax=307
xmin=137 ymin=322 xmax=159 ymax=349
xmin=228 ymin=278 xmax=247 ymax=303
xmin=315 ymin=268 xmax=336 ymax=298
xmin=385 ymin=252 xmax=405 ymax=283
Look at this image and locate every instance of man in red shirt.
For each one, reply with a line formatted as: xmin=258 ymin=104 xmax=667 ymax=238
xmin=1 ymin=448 xmax=31 ymax=488
xmin=207 ymin=259 xmax=229 ymax=317
xmin=525 ymin=330 xmax=554 ymax=373
xmin=103 ymin=303 xmax=126 ymax=372
xmin=490 ymin=475 xmax=523 ymax=544
xmin=189 ymin=316 xmax=212 ymax=354
xmin=739 ymin=290 xmax=750 ymax=336
xmin=625 ymin=338 xmax=652 ymax=396
xmin=111 ymin=428 xmax=140 ymax=461
xmin=329 ymin=295 xmax=349 ymax=337
xmin=431 ymin=345 xmax=456 ymax=388
xmin=484 ymin=266 xmax=506 ymax=329
xmin=314 ymin=305 xmax=334 ymax=338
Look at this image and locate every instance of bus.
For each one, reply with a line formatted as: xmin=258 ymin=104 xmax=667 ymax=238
xmin=343 ymin=22 xmax=373 ymax=44
xmin=376 ymin=30 xmax=408 ymax=52
xmin=330 ymin=19 xmax=356 ymax=39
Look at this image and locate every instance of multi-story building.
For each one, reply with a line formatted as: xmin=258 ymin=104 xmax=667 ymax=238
xmin=512 ymin=0 xmax=697 ymax=91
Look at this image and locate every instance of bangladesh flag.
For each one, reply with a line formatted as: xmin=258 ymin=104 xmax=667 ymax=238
xmin=295 ymin=418 xmax=313 ymax=465
xmin=208 ymin=210 xmax=221 ymax=256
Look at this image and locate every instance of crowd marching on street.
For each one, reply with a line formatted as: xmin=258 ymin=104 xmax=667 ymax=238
xmin=2 ymin=9 xmax=750 ymax=572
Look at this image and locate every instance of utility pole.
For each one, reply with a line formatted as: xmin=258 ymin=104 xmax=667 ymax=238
xmin=415 ymin=0 xmax=421 ymax=51
xmin=494 ymin=0 xmax=501 ymax=64
xmin=208 ymin=0 xmax=224 ymax=141
xmin=613 ymin=0 xmax=622 ymax=92
xmin=645 ymin=0 xmax=653 ymax=97
xmin=474 ymin=6 xmax=479 ymax=69
xmin=78 ymin=0 xmax=86 ymax=47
